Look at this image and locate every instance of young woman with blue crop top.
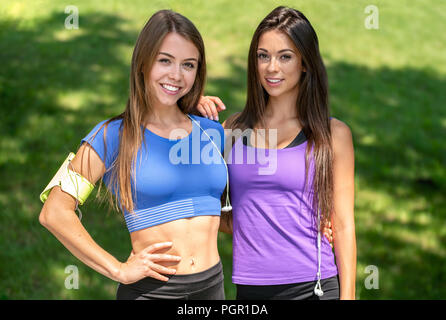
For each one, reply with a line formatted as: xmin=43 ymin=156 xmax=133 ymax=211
xmin=197 ymin=7 xmax=357 ymax=300
xmin=39 ymin=10 xmax=228 ymax=300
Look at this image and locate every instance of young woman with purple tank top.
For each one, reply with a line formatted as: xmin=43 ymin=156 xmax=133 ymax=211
xmin=197 ymin=7 xmax=356 ymax=300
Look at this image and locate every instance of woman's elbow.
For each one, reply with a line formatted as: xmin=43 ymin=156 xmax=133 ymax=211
xmin=39 ymin=203 xmax=63 ymax=229
xmin=39 ymin=204 xmax=53 ymax=228
xmin=39 ymin=188 xmax=76 ymax=228
xmin=332 ymin=214 xmax=356 ymax=234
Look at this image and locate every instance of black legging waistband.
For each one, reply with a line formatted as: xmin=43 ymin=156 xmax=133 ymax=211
xmin=116 ymin=260 xmax=224 ymax=299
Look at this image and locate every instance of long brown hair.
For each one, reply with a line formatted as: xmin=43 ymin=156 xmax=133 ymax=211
xmin=85 ymin=10 xmax=206 ymax=213
xmin=227 ymin=6 xmax=334 ymax=229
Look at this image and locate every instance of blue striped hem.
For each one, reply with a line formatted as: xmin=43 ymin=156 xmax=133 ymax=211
xmin=124 ymin=198 xmax=195 ymax=232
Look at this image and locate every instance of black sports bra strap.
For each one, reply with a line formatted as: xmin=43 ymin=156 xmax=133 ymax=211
xmin=242 ymin=129 xmax=307 ymax=149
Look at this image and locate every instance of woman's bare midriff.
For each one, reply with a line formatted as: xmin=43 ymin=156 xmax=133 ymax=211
xmin=130 ymin=215 xmax=221 ymax=275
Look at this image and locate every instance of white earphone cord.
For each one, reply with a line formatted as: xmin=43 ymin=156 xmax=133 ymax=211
xmin=314 ymin=207 xmax=324 ymax=297
xmin=68 ymin=162 xmax=83 ymax=221
xmin=188 ymin=116 xmax=232 ymax=212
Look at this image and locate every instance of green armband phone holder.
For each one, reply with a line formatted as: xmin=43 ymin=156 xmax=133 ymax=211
xmin=40 ymin=152 xmax=95 ymax=206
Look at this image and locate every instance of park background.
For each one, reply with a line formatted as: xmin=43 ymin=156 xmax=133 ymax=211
xmin=0 ymin=0 xmax=445 ymax=299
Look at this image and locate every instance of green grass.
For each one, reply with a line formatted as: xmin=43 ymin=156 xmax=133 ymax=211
xmin=1 ymin=0 xmax=445 ymax=299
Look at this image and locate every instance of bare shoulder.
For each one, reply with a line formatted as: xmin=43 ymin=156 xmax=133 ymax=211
xmin=330 ymin=118 xmax=354 ymax=153
xmin=222 ymin=112 xmax=241 ymax=129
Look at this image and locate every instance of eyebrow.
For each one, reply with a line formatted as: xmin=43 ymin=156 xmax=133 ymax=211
xmin=159 ymin=52 xmax=198 ymax=62
xmin=258 ymin=48 xmax=295 ymax=54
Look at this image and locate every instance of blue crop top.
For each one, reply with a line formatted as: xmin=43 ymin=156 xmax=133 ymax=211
xmin=81 ymin=114 xmax=227 ymax=233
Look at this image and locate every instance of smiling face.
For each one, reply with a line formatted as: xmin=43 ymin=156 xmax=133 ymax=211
xmin=145 ymin=32 xmax=200 ymax=109
xmin=257 ymin=29 xmax=306 ymax=99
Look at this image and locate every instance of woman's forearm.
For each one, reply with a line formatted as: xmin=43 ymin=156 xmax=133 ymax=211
xmin=333 ymin=226 xmax=357 ymax=300
xmin=39 ymin=207 xmax=122 ymax=282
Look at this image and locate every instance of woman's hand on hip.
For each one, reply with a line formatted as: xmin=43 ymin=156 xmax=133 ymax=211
xmin=117 ymin=242 xmax=181 ymax=284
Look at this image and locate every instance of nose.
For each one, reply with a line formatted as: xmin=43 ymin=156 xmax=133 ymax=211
xmin=266 ymin=57 xmax=279 ymax=73
xmin=168 ymin=64 xmax=182 ymax=82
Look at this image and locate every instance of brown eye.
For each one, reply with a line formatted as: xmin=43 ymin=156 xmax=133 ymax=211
xmin=183 ymin=62 xmax=195 ymax=69
xmin=257 ymin=53 xmax=269 ymax=60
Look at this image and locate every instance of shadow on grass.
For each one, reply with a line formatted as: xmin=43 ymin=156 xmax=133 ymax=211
xmin=0 ymin=11 xmax=137 ymax=299
xmin=328 ymin=62 xmax=446 ymax=298
xmin=1 ymin=10 xmax=445 ymax=299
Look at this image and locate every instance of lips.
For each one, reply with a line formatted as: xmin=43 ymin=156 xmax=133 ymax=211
xmin=265 ymin=78 xmax=284 ymax=87
xmin=160 ymin=83 xmax=182 ymax=95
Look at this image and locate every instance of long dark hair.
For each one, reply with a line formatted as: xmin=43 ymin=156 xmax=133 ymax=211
xmin=85 ymin=10 xmax=206 ymax=213
xmin=228 ymin=6 xmax=333 ymax=229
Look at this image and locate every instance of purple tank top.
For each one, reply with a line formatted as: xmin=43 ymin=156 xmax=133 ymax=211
xmin=227 ymin=134 xmax=338 ymax=285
